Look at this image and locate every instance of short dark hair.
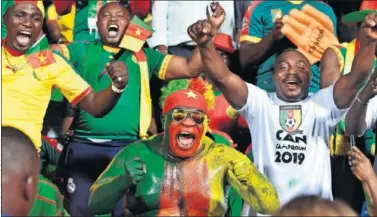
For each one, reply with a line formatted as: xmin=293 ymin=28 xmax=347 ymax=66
xmin=98 ymin=1 xmax=130 ymax=16
xmin=2 ymin=126 xmax=39 ymax=173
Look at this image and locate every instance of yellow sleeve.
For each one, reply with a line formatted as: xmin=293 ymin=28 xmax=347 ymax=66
xmin=225 ymin=148 xmax=280 ymax=215
xmin=53 ymin=53 xmax=92 ymax=106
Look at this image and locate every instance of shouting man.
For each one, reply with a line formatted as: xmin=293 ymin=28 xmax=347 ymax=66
xmin=88 ymin=78 xmax=280 ymax=216
xmin=2 ymin=1 xmax=128 ymax=152
xmin=188 ymin=8 xmax=377 ymax=208
xmin=51 ymin=2 xmax=226 ymax=216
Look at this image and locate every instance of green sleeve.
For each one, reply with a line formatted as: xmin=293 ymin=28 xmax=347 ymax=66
xmin=143 ymin=48 xmax=171 ymax=78
xmin=66 ymin=41 xmax=88 ymax=67
xmin=88 ymin=145 xmax=133 ymax=214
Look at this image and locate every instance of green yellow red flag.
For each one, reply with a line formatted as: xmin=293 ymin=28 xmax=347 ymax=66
xmin=119 ymin=16 xmax=153 ymax=52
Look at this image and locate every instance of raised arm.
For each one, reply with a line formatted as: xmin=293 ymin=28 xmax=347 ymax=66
xmin=187 ymin=18 xmax=248 ymax=109
xmin=320 ymin=47 xmax=342 ymax=88
xmin=333 ymin=13 xmax=377 ymax=109
xmin=345 ymin=70 xmax=377 ymax=136
xmin=163 ymin=2 xmax=226 ymax=80
xmin=226 ymin=148 xmax=280 ymax=214
xmin=89 ymin=147 xmax=145 ymax=214
xmin=52 ymin=46 xmax=128 ymax=118
xmin=238 ymin=2 xmax=283 ymax=68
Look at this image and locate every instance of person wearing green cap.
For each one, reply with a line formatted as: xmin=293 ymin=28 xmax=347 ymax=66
xmin=51 ymin=2 xmax=227 ymax=216
xmin=320 ymin=1 xmax=377 ymax=212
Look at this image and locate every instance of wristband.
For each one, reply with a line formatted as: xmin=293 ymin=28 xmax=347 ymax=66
xmin=356 ymin=96 xmax=369 ymax=105
xmin=111 ymin=83 xmax=127 ymax=93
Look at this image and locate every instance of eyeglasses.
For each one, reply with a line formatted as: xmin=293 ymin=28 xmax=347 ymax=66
xmin=170 ymin=109 xmax=206 ymax=125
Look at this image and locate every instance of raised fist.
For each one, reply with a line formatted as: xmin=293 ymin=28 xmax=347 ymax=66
xmin=207 ymin=2 xmax=226 ymax=31
xmin=187 ymin=2 xmax=226 ymax=46
xmin=188 ymin=19 xmax=215 ymax=46
xmin=360 ymin=12 xmax=377 ymax=43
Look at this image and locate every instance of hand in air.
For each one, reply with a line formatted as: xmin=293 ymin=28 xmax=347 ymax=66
xmin=187 ymin=2 xmax=225 ymax=46
xmin=359 ymin=12 xmax=377 ymax=43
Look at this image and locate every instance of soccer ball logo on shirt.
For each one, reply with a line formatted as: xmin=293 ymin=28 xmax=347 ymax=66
xmin=279 ymin=105 xmax=302 ymax=134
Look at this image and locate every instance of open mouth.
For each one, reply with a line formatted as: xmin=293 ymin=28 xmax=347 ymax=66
xmin=177 ymin=132 xmax=195 ymax=150
xmin=107 ymin=24 xmax=119 ymax=38
xmin=283 ymin=78 xmax=302 ymax=90
xmin=16 ymin=31 xmax=32 ymax=47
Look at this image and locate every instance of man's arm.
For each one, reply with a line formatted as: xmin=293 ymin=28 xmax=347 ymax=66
xmin=238 ymin=2 xmax=283 ymax=68
xmin=333 ymin=13 xmax=377 ymax=109
xmin=320 ymin=47 xmax=342 ymax=88
xmin=239 ymin=22 xmax=282 ymax=68
xmin=199 ymin=40 xmax=248 ymax=109
xmin=345 ymin=70 xmax=377 ymax=136
xmin=163 ymin=2 xmax=227 ymax=80
xmin=363 ymin=180 xmax=377 ymax=216
xmin=53 ymin=53 xmax=128 ymax=118
xmin=187 ymin=18 xmax=247 ymax=109
xmin=88 ymin=148 xmax=134 ymax=214
xmin=226 ymin=148 xmax=280 ymax=214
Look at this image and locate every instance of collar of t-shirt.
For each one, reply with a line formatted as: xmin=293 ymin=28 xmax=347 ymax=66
xmin=270 ymin=92 xmax=314 ymax=105
xmin=2 ymin=40 xmax=23 ymax=57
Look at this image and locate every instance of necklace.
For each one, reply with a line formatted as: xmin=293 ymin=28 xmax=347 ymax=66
xmin=3 ymin=46 xmax=28 ymax=72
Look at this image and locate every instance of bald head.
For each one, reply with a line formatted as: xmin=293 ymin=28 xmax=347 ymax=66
xmin=2 ymin=126 xmax=40 ymax=216
xmin=2 ymin=126 xmax=39 ymax=172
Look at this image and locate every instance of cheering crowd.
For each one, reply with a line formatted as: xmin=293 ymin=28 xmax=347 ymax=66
xmin=2 ymin=0 xmax=377 ymax=216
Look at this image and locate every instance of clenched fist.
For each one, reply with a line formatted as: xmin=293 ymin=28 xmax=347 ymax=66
xmin=105 ymin=61 xmax=128 ymax=89
xmin=230 ymin=158 xmax=253 ymax=186
xmin=125 ymin=157 xmax=146 ymax=184
xmin=360 ymin=12 xmax=377 ymax=43
xmin=187 ymin=2 xmax=225 ymax=46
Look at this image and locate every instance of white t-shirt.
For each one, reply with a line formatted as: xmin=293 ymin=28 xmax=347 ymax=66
xmin=364 ymin=96 xmax=377 ymax=174
xmin=365 ymin=96 xmax=377 ymax=130
xmin=239 ymin=83 xmax=347 ymax=207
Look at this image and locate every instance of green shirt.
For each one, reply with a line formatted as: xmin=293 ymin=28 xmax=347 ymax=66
xmin=29 ymin=175 xmax=68 ymax=216
xmin=73 ymin=1 xmax=97 ymax=42
xmin=65 ymin=40 xmax=169 ymax=140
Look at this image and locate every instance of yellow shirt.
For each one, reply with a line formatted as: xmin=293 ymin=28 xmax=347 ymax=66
xmin=47 ymin=4 xmax=76 ymax=42
xmin=2 ymin=46 xmax=91 ymax=151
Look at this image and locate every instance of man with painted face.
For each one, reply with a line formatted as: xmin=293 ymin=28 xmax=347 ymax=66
xmin=2 ymin=1 xmax=128 ymax=153
xmin=188 ymin=9 xmax=377 ymax=209
xmin=51 ymin=2 xmax=226 ymax=216
xmin=88 ymin=78 xmax=280 ymax=216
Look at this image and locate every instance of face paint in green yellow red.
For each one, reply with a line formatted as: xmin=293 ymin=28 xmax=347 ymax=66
xmin=164 ymin=108 xmax=208 ymax=158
